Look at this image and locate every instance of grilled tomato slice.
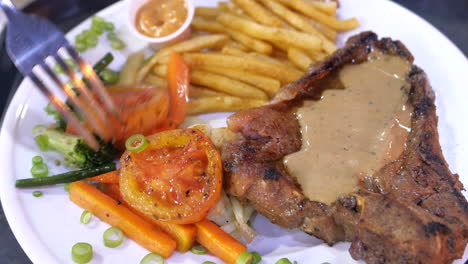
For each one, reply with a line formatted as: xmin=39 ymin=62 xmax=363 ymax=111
xmin=119 ymin=128 xmax=222 ymax=224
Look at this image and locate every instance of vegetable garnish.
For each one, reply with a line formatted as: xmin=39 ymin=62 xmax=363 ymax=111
xmin=195 ymin=220 xmax=247 ymax=264
xmin=191 ymin=245 xmax=208 ymax=255
xmin=103 ymin=226 xmax=125 ymax=248
xmin=119 ymin=129 xmax=222 ymax=224
xmin=140 ymin=253 xmax=165 ymax=264
xmin=30 ymin=156 xmax=48 ymax=178
xmin=69 ymin=181 xmax=176 ymax=258
xmin=275 ymin=258 xmax=294 ymax=264
xmin=32 ymin=191 xmax=43 ymax=197
xmin=166 ymin=52 xmax=189 ymax=128
xmin=16 ymin=163 xmax=116 ymax=188
xmin=235 ymin=251 xmax=254 ymax=264
xmin=202 ymin=262 xmax=216 ymax=264
xmin=125 ymin=134 xmax=149 ymax=153
xmin=74 ymin=16 xmax=123 ymax=52
xmin=251 ymin=252 xmax=262 ymax=264
xmin=71 ymin=242 xmax=93 ymax=264
xmin=80 ymin=210 xmax=93 ymax=225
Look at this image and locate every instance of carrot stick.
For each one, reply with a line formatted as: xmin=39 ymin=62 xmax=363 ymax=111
xmin=195 ymin=219 xmax=247 ymax=264
xmin=103 ymin=183 xmax=197 ymax=252
xmin=69 ymin=181 xmax=176 ymax=258
xmin=87 ymin=170 xmax=119 ymax=184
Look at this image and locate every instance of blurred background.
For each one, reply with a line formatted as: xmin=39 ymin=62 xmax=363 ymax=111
xmin=0 ymin=0 xmax=467 ymax=263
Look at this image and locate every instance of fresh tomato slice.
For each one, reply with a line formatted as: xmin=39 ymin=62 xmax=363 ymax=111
xmin=119 ymin=129 xmax=222 ymax=224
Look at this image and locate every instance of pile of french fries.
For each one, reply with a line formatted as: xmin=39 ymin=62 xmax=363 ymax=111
xmin=121 ymin=0 xmax=359 ymax=115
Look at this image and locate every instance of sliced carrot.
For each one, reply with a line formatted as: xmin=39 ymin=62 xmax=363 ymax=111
xmin=87 ymin=171 xmax=119 ymax=184
xmin=195 ymin=219 xmax=247 ymax=264
xmin=103 ymin=183 xmax=197 ymax=252
xmin=69 ymin=181 xmax=176 ymax=258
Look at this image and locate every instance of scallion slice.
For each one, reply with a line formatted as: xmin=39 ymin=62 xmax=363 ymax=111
xmin=31 ymin=163 xmax=48 ymax=178
xmin=202 ymin=262 xmax=216 ymax=264
xmin=32 ymin=191 xmax=43 ymax=197
xmin=32 ymin=156 xmax=43 ymax=165
xmin=80 ymin=210 xmax=93 ymax=224
xmin=103 ymin=226 xmax=124 ymax=248
xmin=251 ymin=251 xmax=262 ymax=264
xmin=275 ymin=258 xmax=293 ymax=264
xmin=191 ymin=245 xmax=208 ymax=255
xmin=236 ymin=251 xmax=254 ymax=264
xmin=140 ymin=253 xmax=165 ymax=264
xmin=71 ymin=242 xmax=93 ymax=264
xmin=125 ymin=134 xmax=149 ymax=153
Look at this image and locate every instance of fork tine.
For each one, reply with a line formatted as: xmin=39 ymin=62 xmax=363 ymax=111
xmin=40 ymin=62 xmax=112 ymax=142
xmin=65 ymin=45 xmax=121 ymax=120
xmin=54 ymin=53 xmax=113 ymax=141
xmin=28 ymin=72 xmax=100 ymax=151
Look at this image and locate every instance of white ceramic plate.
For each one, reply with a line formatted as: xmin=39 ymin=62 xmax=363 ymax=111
xmin=1 ymin=0 xmax=467 ymax=263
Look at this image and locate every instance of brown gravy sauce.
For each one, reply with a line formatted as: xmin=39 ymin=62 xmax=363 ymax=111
xmin=283 ymin=52 xmax=412 ymax=205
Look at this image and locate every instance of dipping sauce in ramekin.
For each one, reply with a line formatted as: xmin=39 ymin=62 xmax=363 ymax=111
xmin=127 ymin=0 xmax=194 ymax=49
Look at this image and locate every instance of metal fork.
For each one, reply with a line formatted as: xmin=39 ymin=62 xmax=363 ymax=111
xmin=1 ymin=0 xmax=119 ymax=150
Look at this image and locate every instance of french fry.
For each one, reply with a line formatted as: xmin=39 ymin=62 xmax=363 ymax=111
xmin=191 ymin=17 xmax=224 ymax=33
xmin=69 ymin=181 xmax=176 ymax=258
xmin=195 ymin=7 xmax=221 ymax=19
xmin=225 ymin=40 xmax=250 ymax=51
xmin=198 ymin=65 xmax=280 ymax=97
xmin=307 ymin=18 xmax=337 ymax=41
xmin=247 ymin=52 xmax=298 ymax=69
xmin=191 ymin=70 xmax=268 ymax=100
xmin=144 ymin=74 xmax=168 ymax=88
xmin=232 ymin=0 xmax=283 ymax=27
xmin=153 ymin=65 xmax=167 ymax=77
xmin=222 ymin=46 xmax=248 ymax=56
xmin=224 ymin=28 xmax=273 ymax=54
xmin=188 ymin=96 xmax=267 ymax=115
xmin=185 ymin=53 xmax=302 ymax=84
xmin=118 ymin=52 xmax=145 ymax=85
xmin=218 ymin=2 xmax=253 ymax=20
xmin=287 ymin=47 xmax=313 ymax=71
xmin=217 ymin=13 xmax=322 ymax=51
xmin=137 ymin=34 xmax=229 ymax=82
xmin=190 ymin=85 xmax=228 ymax=98
xmin=258 ymin=0 xmax=337 ymax=54
xmin=277 ymin=0 xmax=359 ymax=31
xmin=306 ymin=49 xmax=328 ymax=61
xmin=308 ymin=1 xmax=337 ymax=16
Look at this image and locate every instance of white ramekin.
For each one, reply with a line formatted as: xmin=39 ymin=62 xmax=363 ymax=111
xmin=126 ymin=0 xmax=194 ymax=49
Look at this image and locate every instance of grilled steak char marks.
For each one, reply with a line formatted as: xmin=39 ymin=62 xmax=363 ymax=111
xmin=222 ymin=32 xmax=468 ymax=264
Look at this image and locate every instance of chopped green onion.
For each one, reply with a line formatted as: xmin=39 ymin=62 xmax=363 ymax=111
xmin=71 ymin=242 xmax=93 ymax=264
xmin=321 ymin=263 xmax=330 ymax=264
xmin=104 ymin=22 xmax=115 ymax=31
xmin=236 ymin=251 xmax=254 ymax=264
xmin=75 ymin=42 xmax=87 ymax=52
xmin=31 ymin=163 xmax=48 ymax=178
xmin=75 ymin=33 xmax=87 ymax=44
xmin=91 ymin=22 xmax=104 ymax=35
xmin=34 ymin=135 xmax=50 ymax=151
xmin=32 ymin=156 xmax=43 ymax=165
xmin=80 ymin=210 xmax=93 ymax=224
xmin=85 ymin=35 xmax=98 ymax=48
xmin=111 ymin=39 xmax=125 ymax=50
xmin=191 ymin=245 xmax=208 ymax=255
xmin=107 ymin=32 xmax=118 ymax=41
xmin=64 ymin=183 xmax=70 ymax=192
xmin=251 ymin=252 xmax=262 ymax=264
xmin=92 ymin=16 xmax=106 ymax=25
xmin=100 ymin=69 xmax=120 ymax=85
xmin=202 ymin=262 xmax=216 ymax=264
xmin=32 ymin=191 xmax=43 ymax=197
xmin=139 ymin=253 xmax=165 ymax=264
xmin=275 ymin=258 xmax=293 ymax=264
xmin=103 ymin=226 xmax=124 ymax=248
xmin=125 ymin=134 xmax=149 ymax=153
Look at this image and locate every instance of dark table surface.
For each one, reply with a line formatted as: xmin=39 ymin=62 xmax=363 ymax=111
xmin=0 ymin=0 xmax=467 ymax=263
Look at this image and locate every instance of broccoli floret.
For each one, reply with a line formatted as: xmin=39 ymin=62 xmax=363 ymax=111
xmin=33 ymin=125 xmax=118 ymax=169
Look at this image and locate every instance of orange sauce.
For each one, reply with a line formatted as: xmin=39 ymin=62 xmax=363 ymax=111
xmin=135 ymin=0 xmax=188 ymax=38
